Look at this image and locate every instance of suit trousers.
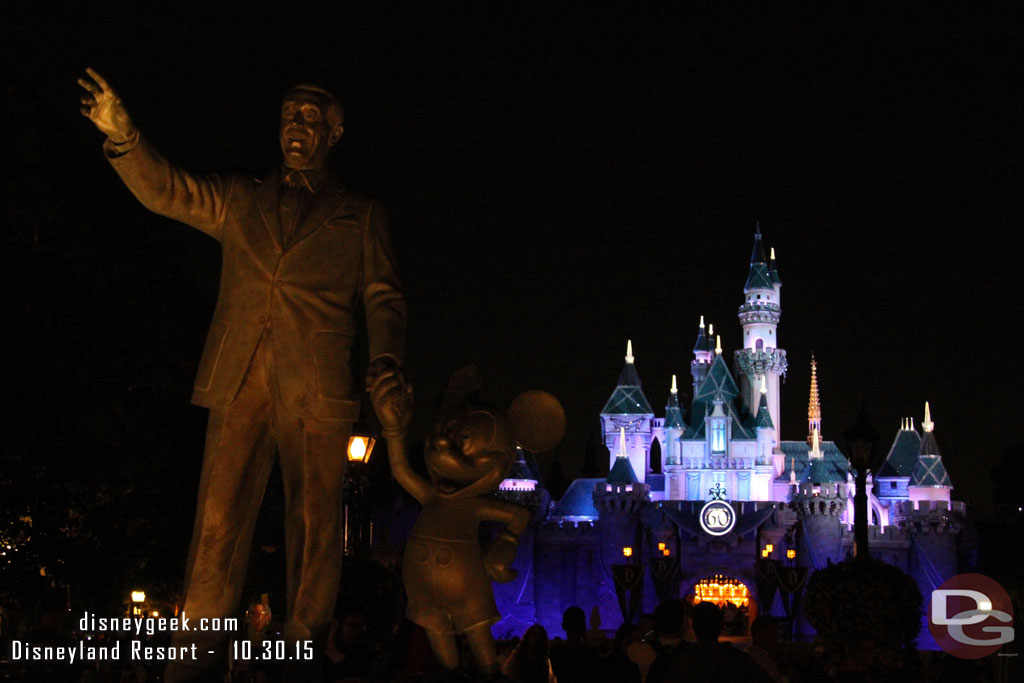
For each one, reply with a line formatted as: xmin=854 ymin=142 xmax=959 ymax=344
xmin=165 ymin=324 xmax=350 ymax=682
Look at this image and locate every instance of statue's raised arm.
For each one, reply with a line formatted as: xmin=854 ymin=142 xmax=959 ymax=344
xmin=77 ymin=67 xmax=230 ymax=240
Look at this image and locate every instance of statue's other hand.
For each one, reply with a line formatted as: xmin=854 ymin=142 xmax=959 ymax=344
xmin=77 ymin=68 xmax=135 ymax=142
xmin=484 ymin=537 xmax=518 ymax=583
xmin=369 ymin=369 xmax=413 ymax=433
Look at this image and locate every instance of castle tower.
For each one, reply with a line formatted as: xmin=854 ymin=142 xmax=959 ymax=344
xmin=662 ymin=376 xmax=686 ymax=499
xmin=734 ymin=225 xmax=787 ymax=440
xmin=807 ymin=356 xmax=821 ymax=444
xmin=691 ymin=316 xmax=713 ymax=398
xmin=600 ymin=340 xmax=655 ymax=482
xmin=908 ymin=402 xmax=953 ymax=505
xmin=754 ymin=378 xmax=775 ymax=467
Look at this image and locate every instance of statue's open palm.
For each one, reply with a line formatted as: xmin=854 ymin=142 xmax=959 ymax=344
xmin=78 ymin=67 xmax=134 ymax=142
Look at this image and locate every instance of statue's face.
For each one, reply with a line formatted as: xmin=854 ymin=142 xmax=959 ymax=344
xmin=279 ymin=90 xmax=341 ymax=170
xmin=424 ymin=406 xmax=513 ymax=500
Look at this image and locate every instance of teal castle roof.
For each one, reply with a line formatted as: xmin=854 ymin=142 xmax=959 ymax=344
xmin=776 ymin=440 xmax=849 ymax=484
xmin=911 ymin=427 xmax=952 ymax=487
xmin=602 ymin=345 xmax=653 ymax=415
xmin=754 ymin=391 xmax=774 ymax=429
xmin=664 ymin=383 xmax=685 ymax=430
xmin=877 ymin=426 xmax=922 ymax=478
xmin=607 ymin=456 xmax=639 ymax=484
xmin=684 ymin=353 xmax=755 ymax=439
xmin=745 ymin=225 xmax=773 ymax=290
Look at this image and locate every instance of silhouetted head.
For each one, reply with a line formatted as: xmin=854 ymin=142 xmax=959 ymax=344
xmin=653 ymin=599 xmax=686 ymax=638
xmin=692 ymin=601 xmax=723 ymax=642
xmin=279 ymin=84 xmax=344 ymax=170
xmin=562 ymin=606 xmax=587 ymax=636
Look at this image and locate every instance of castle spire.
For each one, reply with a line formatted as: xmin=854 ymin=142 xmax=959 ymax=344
xmin=769 ymin=246 xmax=782 ymax=286
xmin=715 ymin=334 xmax=722 ymax=355
xmin=625 ymin=339 xmax=634 ymax=364
xmin=664 ymin=375 xmax=685 ymax=432
xmin=617 ymin=426 xmax=627 ymax=458
xmin=808 ymin=355 xmax=822 ymax=444
xmin=691 ymin=318 xmax=712 ymax=397
xmin=909 ymin=402 xmax=952 ymax=500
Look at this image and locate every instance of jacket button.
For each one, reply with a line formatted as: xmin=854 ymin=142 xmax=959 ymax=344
xmin=275 ymin=280 xmax=283 ymax=288
xmin=258 ymin=314 xmax=267 ymax=323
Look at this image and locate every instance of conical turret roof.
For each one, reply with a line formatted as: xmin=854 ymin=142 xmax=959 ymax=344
xmin=607 ymin=456 xmax=639 ymax=484
xmin=910 ymin=403 xmax=952 ymax=487
xmin=602 ymin=340 xmax=653 ymax=414
xmin=755 ymin=390 xmax=774 ymax=429
xmin=664 ymin=375 xmax=686 ymax=429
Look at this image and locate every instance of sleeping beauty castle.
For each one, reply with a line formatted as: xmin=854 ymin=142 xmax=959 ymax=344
xmin=492 ymin=227 xmax=969 ymax=647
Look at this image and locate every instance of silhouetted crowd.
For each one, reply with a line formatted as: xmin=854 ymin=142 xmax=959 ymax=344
xmin=3 ymin=591 xmax=1008 ymax=682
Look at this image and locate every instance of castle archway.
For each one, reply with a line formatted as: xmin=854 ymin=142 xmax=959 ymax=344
xmin=682 ymin=573 xmax=756 ymax=637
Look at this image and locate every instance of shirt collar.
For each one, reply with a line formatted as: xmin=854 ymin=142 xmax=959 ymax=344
xmin=281 ymin=165 xmax=330 ymax=193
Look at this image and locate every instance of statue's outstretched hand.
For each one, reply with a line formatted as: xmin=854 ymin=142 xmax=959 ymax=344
xmin=78 ymin=68 xmax=135 ymax=142
xmin=369 ymin=369 xmax=413 ymax=435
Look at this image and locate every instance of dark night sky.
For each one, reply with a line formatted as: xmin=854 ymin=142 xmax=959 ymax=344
xmin=3 ymin=3 xmax=1021 ymax=520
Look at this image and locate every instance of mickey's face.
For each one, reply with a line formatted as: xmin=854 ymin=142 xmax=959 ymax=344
xmin=425 ymin=405 xmax=514 ymax=499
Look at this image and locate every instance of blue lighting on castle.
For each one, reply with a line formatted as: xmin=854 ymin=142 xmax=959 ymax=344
xmin=491 ymin=226 xmax=966 ymax=648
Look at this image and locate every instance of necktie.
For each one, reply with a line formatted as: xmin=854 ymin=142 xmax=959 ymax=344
xmin=280 ymin=171 xmax=311 ymax=246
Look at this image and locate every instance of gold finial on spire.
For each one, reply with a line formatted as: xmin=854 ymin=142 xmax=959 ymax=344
xmin=699 ymin=315 xmax=705 ymax=329
xmin=715 ymin=335 xmax=722 ymax=355
xmin=790 ymin=456 xmax=796 ymax=484
xmin=808 ymin=355 xmax=822 ymax=444
xmin=922 ymin=402 xmax=934 ymax=433
xmin=671 ymin=374 xmax=678 ymax=394
xmin=708 ymin=323 xmax=714 ymax=337
xmin=625 ymin=339 xmax=634 ymax=364
xmin=617 ymin=426 xmax=628 ymax=458
xmin=771 ymin=247 xmax=776 ymax=260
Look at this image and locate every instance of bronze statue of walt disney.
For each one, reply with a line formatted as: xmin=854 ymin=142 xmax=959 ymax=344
xmin=78 ymin=68 xmax=406 ymax=682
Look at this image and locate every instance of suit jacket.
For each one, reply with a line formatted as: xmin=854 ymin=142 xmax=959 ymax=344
xmin=107 ymin=136 xmax=406 ymax=421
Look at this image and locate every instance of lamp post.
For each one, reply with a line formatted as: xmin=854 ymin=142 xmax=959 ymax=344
xmin=844 ymin=408 xmax=881 ymax=561
xmin=343 ymin=431 xmax=376 ymax=556
xmin=130 ymin=590 xmax=146 ymax=617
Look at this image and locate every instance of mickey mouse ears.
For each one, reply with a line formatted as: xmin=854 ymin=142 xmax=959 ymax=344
xmin=508 ymin=390 xmax=566 ymax=453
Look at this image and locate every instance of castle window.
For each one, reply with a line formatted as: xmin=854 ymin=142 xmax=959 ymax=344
xmin=711 ymin=420 xmax=726 ymax=453
xmin=891 ymin=481 xmax=897 ymax=489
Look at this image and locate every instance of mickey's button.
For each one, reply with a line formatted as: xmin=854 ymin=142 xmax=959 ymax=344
xmin=258 ymin=314 xmax=267 ymax=323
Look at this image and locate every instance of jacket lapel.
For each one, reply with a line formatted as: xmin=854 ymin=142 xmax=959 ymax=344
xmin=286 ymin=171 xmax=348 ymax=249
xmin=255 ymin=169 xmax=284 ymax=251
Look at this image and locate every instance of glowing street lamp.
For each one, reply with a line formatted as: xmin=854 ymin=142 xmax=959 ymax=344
xmin=622 ymin=547 xmax=633 ymax=558
xmin=347 ymin=434 xmax=376 ymax=463
xmin=343 ymin=428 xmax=376 ymax=555
xmin=131 ymin=590 xmax=146 ymax=616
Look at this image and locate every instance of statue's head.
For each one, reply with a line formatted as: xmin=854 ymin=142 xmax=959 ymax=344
xmin=424 ymin=403 xmax=516 ymax=500
xmin=423 ymin=382 xmax=566 ymax=501
xmin=280 ymin=84 xmax=344 ymax=170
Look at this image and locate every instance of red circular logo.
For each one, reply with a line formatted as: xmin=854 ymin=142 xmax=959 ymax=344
xmin=929 ymin=573 xmax=1014 ymax=659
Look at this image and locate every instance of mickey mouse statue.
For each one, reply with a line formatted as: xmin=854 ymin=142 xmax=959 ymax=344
xmin=370 ymin=369 xmax=564 ymax=679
